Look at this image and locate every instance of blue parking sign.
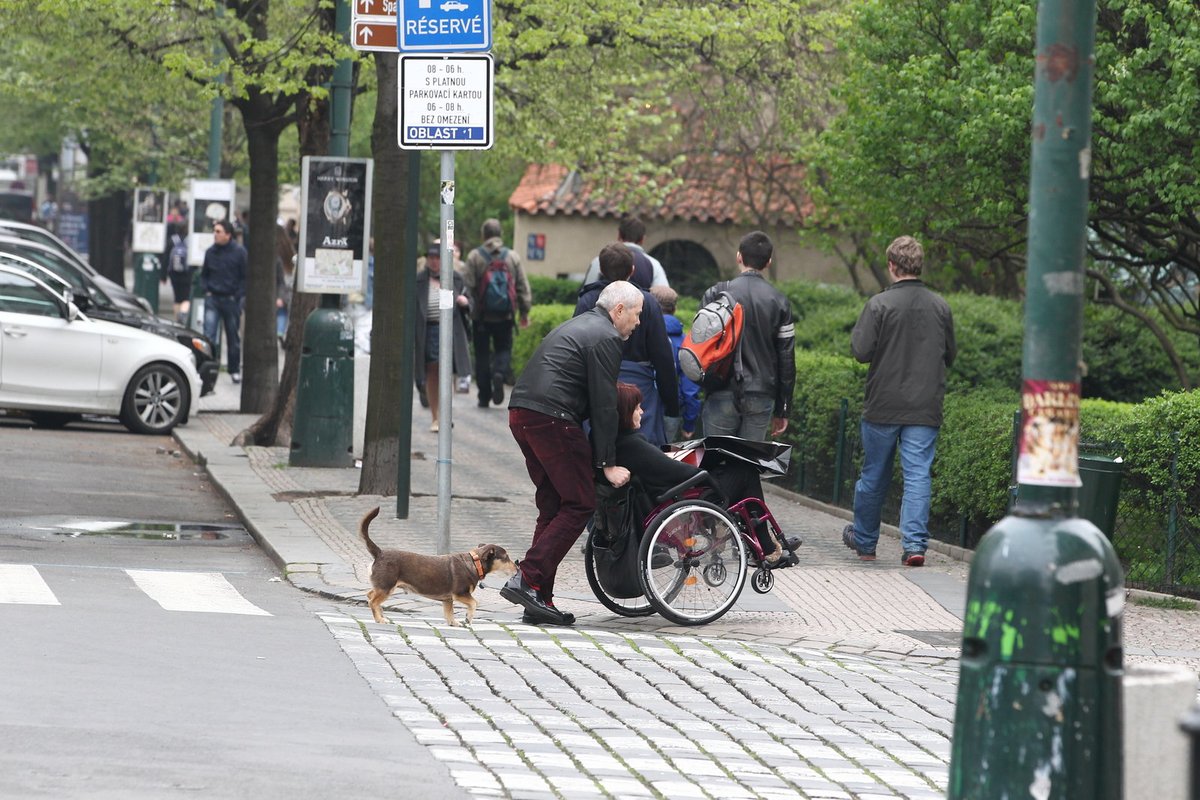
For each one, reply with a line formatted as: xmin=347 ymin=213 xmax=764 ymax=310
xmin=398 ymin=0 xmax=491 ymax=52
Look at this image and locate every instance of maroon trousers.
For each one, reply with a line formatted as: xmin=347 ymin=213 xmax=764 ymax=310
xmin=508 ymin=408 xmax=596 ymax=601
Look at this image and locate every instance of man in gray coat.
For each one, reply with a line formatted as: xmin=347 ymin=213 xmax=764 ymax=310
xmin=843 ymin=236 xmax=957 ymax=566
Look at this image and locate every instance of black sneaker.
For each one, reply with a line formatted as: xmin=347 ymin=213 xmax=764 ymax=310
xmin=491 ymin=373 xmax=505 ymax=406
xmin=842 ymin=524 xmax=876 ymax=561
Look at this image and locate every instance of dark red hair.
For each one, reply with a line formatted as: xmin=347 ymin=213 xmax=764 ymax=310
xmin=616 ymin=382 xmax=643 ymax=431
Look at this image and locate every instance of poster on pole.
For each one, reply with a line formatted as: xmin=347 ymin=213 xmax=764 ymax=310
xmin=1016 ymin=379 xmax=1083 ymax=487
xmin=296 ymin=157 xmax=374 ymax=294
xmin=186 ymin=179 xmax=237 ymax=267
xmin=132 ymin=188 xmax=167 ymax=253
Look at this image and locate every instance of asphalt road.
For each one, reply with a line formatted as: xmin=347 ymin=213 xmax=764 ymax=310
xmin=0 ymin=417 xmax=467 ymax=800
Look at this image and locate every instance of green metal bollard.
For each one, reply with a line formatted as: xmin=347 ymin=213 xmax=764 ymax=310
xmin=132 ymin=252 xmax=161 ymax=314
xmin=290 ymin=307 xmax=355 ymax=467
xmin=949 ymin=515 xmax=1124 ymax=797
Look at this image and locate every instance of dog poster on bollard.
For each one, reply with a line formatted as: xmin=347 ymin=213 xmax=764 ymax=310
xmin=295 ymin=157 xmax=374 ymax=294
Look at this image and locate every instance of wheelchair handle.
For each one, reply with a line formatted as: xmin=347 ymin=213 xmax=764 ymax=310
xmin=655 ymin=470 xmax=722 ymax=506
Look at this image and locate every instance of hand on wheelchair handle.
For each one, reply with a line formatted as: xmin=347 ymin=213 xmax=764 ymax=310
xmin=603 ymin=465 xmax=631 ymax=487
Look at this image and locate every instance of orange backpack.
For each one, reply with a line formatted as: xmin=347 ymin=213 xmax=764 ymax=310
xmin=679 ymin=291 xmax=744 ymax=390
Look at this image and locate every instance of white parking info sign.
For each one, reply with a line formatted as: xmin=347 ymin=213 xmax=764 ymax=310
xmin=399 ymin=54 xmax=493 ymax=150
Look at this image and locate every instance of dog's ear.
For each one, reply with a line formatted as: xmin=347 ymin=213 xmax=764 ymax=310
xmin=476 ymin=544 xmax=496 ymax=564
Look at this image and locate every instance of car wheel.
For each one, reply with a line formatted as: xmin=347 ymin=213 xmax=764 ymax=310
xmin=120 ymin=363 xmax=190 ymax=435
xmin=28 ymin=411 xmax=81 ymax=429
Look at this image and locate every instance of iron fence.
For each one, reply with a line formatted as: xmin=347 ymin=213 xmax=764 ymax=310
xmin=786 ymin=401 xmax=1200 ymax=597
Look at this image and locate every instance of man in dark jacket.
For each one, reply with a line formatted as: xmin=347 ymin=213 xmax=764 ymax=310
xmin=842 ymin=236 xmax=957 ymax=567
xmin=463 ymin=218 xmax=532 ymax=408
xmin=700 ymin=231 xmax=796 ymax=441
xmin=201 ymin=219 xmax=247 ymax=383
xmin=575 ymin=244 xmax=680 ymax=446
xmin=501 ymin=280 xmax=642 ymax=625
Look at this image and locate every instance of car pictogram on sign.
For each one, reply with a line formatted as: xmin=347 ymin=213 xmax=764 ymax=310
xmin=440 ymin=0 xmax=467 ymax=10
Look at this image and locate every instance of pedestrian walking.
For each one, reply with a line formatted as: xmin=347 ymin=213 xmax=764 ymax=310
xmin=650 ymin=285 xmax=701 ymax=441
xmin=200 ymin=219 xmax=246 ymax=383
xmin=415 ymin=241 xmax=472 ymax=433
xmin=575 ymin=245 xmax=679 ymax=446
xmin=500 ymin=280 xmax=642 ymax=626
xmin=699 ymin=231 xmax=796 ymax=441
xmin=463 ymin=219 xmax=532 ymax=408
xmin=161 ymin=222 xmax=193 ymax=325
xmin=842 ymin=235 xmax=957 ymax=566
xmin=580 ymin=215 xmax=669 ymax=290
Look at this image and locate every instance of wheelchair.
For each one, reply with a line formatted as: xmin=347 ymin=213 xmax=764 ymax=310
xmin=584 ymin=438 xmax=801 ymax=626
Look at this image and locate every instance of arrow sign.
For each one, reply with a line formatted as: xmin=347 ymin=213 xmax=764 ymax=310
xmin=354 ymin=20 xmax=398 ymax=51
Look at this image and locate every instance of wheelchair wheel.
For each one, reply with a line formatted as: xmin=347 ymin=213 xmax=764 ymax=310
xmin=584 ymin=533 xmax=655 ymax=617
xmin=751 ymin=566 xmax=773 ymax=594
xmin=638 ymin=499 xmax=747 ymax=626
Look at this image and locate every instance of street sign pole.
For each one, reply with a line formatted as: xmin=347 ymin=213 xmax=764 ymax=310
xmin=393 ymin=0 xmax=493 ymax=546
xmin=947 ymin=0 xmax=1124 ymax=795
xmin=436 ymin=153 xmax=455 ymax=555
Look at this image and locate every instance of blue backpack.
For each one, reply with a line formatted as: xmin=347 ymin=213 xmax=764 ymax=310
xmin=168 ymin=235 xmax=189 ymax=273
xmin=476 ymin=246 xmax=516 ymax=315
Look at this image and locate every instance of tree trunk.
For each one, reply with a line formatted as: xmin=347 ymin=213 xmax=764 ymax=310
xmin=236 ymin=91 xmax=284 ymax=414
xmin=359 ymin=52 xmax=415 ymax=496
xmin=234 ymin=9 xmax=336 ymax=448
xmin=87 ymin=190 xmax=128 ymax=287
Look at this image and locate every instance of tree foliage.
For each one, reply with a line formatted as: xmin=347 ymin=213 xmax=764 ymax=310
xmin=811 ymin=0 xmax=1200 ymax=385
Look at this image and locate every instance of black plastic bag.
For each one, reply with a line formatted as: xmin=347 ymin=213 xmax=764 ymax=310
xmin=589 ymin=479 xmax=652 ymax=599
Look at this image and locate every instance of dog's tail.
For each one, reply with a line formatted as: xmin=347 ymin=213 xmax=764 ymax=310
xmin=359 ymin=506 xmax=382 ymax=559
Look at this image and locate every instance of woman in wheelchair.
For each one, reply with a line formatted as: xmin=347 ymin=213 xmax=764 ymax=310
xmin=612 ymin=383 xmax=794 ymax=564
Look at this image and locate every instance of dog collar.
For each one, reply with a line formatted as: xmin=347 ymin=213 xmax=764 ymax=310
xmin=469 ymin=550 xmax=485 ymax=579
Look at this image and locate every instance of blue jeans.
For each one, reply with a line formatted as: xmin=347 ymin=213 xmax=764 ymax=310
xmin=702 ymin=390 xmax=774 ymax=441
xmin=204 ymin=294 xmax=242 ymax=374
xmin=850 ymin=420 xmax=939 ymax=555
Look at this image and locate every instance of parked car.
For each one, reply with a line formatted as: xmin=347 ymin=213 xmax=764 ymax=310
xmin=0 ymin=230 xmax=152 ymax=314
xmin=0 ymin=265 xmax=201 ymax=434
xmin=0 ymin=246 xmax=218 ymax=395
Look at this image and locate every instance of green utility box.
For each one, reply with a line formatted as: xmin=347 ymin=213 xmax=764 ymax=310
xmin=290 ymin=307 xmax=355 ymax=468
xmin=132 ymin=252 xmax=161 ymax=314
xmin=1078 ymin=455 xmax=1125 ymax=539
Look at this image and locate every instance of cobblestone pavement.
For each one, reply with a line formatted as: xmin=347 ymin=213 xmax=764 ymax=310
xmin=184 ymin=380 xmax=1200 ymax=799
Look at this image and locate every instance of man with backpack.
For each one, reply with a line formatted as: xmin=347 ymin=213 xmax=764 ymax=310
xmin=696 ymin=231 xmax=796 ymax=441
xmin=464 ymin=218 xmax=532 ymax=408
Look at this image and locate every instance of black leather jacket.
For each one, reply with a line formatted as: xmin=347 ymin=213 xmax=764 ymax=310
xmin=702 ymin=270 xmax=796 ymax=417
xmin=509 ymin=307 xmax=624 ymax=467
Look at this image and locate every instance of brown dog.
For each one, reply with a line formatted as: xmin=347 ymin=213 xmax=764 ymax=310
xmin=359 ymin=506 xmax=518 ymax=626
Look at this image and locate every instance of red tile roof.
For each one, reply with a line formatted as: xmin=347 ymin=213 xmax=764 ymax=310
xmin=509 ymin=158 xmax=814 ymax=228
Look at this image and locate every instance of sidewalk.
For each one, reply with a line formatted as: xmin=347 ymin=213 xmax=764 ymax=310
xmin=179 ymin=372 xmax=1200 ymax=799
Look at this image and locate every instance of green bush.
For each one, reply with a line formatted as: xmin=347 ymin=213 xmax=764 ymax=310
xmin=940 ymin=293 xmax=1024 ymax=393
xmin=1081 ymin=304 xmax=1195 ymax=402
xmin=511 ymin=304 xmax=574 ymax=376
xmin=778 ymin=281 xmax=863 ymax=356
xmin=931 ymin=389 xmax=1020 ymax=526
xmin=528 ymin=275 xmax=580 ymax=307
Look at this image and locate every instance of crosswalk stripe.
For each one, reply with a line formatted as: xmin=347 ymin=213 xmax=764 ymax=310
xmin=0 ymin=564 xmax=61 ymax=605
xmin=125 ymin=570 xmax=272 ymax=616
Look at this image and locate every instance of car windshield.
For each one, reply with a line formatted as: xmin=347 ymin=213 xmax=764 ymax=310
xmin=0 ymin=225 xmax=94 ymax=275
xmin=0 ymin=244 xmax=115 ymax=309
xmin=0 ymin=270 xmax=62 ymax=318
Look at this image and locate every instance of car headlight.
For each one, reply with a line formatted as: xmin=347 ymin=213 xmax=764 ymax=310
xmin=180 ymin=335 xmax=213 ymax=357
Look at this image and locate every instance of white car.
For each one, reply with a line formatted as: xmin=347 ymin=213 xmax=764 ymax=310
xmin=0 ymin=265 xmax=201 ymax=434
xmin=441 ymin=1 xmax=468 ymax=10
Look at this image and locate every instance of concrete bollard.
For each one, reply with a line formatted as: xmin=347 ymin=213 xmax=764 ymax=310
xmin=1182 ymin=704 xmax=1200 ymax=800
xmin=1124 ymin=664 xmax=1199 ymax=800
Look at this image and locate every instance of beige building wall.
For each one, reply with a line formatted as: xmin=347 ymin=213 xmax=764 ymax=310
xmin=512 ymin=210 xmax=850 ymax=287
